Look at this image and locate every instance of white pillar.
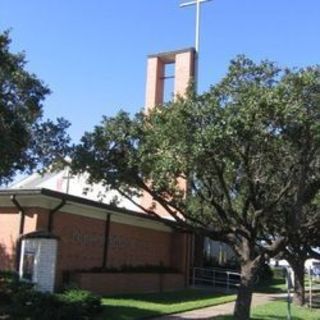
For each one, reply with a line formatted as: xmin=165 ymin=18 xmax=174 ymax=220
xmin=19 ymin=232 xmax=58 ymax=293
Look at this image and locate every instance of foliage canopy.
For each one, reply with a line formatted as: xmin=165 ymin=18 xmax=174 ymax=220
xmin=73 ymin=55 xmax=320 ymax=319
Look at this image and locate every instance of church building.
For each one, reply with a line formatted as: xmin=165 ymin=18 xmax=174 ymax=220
xmin=0 ymin=47 xmax=235 ymax=294
xmin=0 ymin=48 xmax=201 ymax=295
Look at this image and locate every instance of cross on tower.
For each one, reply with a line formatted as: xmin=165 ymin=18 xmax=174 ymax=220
xmin=180 ymin=0 xmax=212 ymax=89
xmin=180 ymin=0 xmax=212 ymax=53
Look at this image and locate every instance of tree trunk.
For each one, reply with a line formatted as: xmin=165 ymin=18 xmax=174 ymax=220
xmin=291 ymin=259 xmax=305 ymax=306
xmin=233 ymin=260 xmax=261 ymax=320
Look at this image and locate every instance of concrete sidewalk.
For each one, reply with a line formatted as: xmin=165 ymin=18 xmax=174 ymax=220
xmin=152 ymin=293 xmax=285 ymax=320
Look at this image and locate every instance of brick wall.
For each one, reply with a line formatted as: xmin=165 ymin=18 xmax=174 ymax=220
xmin=71 ymin=272 xmax=185 ymax=295
xmin=52 ymin=211 xmax=105 ymax=277
xmin=0 ymin=208 xmax=19 ymax=269
xmin=0 ymin=205 xmax=190 ymax=293
xmin=0 ymin=207 xmax=44 ymax=270
xmin=50 ymin=211 xmax=179 ymax=288
xmin=107 ymin=221 xmax=172 ymax=268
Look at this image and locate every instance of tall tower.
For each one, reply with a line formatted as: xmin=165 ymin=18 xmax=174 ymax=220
xmin=142 ymin=48 xmax=196 ymax=219
xmin=145 ymin=48 xmax=195 ymax=112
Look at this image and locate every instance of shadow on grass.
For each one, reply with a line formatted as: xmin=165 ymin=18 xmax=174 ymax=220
xmin=105 ymin=290 xmax=230 ymax=305
xmin=97 ymin=305 xmax=163 ymax=320
xmin=254 ymin=278 xmax=286 ymax=294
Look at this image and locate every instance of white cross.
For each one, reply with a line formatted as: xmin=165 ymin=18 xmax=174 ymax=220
xmin=180 ymin=0 xmax=212 ymax=54
xmin=62 ymin=168 xmax=74 ymax=194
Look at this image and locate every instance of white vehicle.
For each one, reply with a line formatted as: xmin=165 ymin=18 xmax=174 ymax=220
xmin=270 ymin=258 xmax=320 ymax=277
xmin=306 ymin=260 xmax=320 ymax=276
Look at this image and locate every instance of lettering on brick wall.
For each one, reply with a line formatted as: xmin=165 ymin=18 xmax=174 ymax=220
xmin=67 ymin=228 xmax=104 ymax=246
xmin=109 ymin=235 xmax=153 ymax=252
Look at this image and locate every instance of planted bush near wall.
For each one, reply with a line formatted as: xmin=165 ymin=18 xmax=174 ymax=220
xmin=0 ymin=272 xmax=102 ymax=320
xmin=60 ymin=289 xmax=102 ymax=316
xmin=0 ymin=271 xmax=22 ymax=306
xmin=75 ymin=264 xmax=180 ymax=273
xmin=11 ymin=289 xmax=80 ymax=320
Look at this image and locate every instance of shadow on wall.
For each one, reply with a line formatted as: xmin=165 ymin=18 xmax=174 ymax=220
xmin=0 ymin=241 xmax=15 ymax=271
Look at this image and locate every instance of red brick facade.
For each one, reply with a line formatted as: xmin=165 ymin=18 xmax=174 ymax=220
xmin=0 ymin=207 xmax=46 ymax=270
xmin=0 ymin=48 xmax=199 ymax=295
xmin=0 ymin=190 xmax=192 ymax=293
xmin=72 ymin=272 xmax=185 ymax=295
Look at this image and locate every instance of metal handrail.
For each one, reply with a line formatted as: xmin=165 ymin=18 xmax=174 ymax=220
xmin=192 ymin=267 xmax=241 ymax=291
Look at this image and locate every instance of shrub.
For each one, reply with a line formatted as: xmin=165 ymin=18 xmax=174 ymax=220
xmin=10 ymin=288 xmax=100 ymax=320
xmin=60 ymin=289 xmax=102 ymax=316
xmin=0 ymin=271 xmax=22 ymax=306
xmin=1 ymin=273 xmax=102 ymax=320
xmin=76 ymin=264 xmax=179 ymax=274
xmin=0 ymin=270 xmax=18 ymax=282
xmin=11 ymin=289 xmax=57 ymax=319
xmin=0 ymin=290 xmax=11 ymax=306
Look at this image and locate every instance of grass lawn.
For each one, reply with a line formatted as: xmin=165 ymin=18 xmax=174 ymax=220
xmin=98 ymin=289 xmax=236 ymax=320
xmin=98 ymin=277 xmax=311 ymax=320
xmin=214 ymin=301 xmax=320 ymax=319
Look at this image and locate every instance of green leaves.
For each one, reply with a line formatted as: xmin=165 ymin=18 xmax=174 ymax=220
xmin=71 ymin=54 xmax=320 ymax=319
xmin=73 ymin=56 xmax=320 ymax=253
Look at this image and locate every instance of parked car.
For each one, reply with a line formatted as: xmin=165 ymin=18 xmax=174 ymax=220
xmin=306 ymin=260 xmax=320 ymax=277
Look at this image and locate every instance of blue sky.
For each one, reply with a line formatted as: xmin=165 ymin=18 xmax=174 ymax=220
xmin=1 ymin=0 xmax=320 ymax=141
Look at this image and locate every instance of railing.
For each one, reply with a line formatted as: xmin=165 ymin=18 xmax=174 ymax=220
xmin=307 ymin=269 xmax=320 ymax=309
xmin=192 ymin=267 xmax=241 ymax=291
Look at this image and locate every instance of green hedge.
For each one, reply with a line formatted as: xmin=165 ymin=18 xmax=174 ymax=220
xmin=75 ymin=264 xmax=179 ymax=274
xmin=0 ymin=272 xmax=102 ymax=319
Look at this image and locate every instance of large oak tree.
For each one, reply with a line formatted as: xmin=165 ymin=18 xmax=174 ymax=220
xmin=72 ymin=57 xmax=320 ymax=319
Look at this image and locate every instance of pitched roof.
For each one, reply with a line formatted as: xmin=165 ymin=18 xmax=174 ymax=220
xmin=0 ymin=188 xmax=181 ymax=232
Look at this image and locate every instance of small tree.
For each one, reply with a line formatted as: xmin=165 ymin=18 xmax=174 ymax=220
xmin=283 ymin=243 xmax=320 ymax=306
xmin=72 ymin=57 xmax=320 ymax=319
xmin=280 ymin=204 xmax=320 ymax=306
xmin=0 ymin=31 xmax=70 ymax=185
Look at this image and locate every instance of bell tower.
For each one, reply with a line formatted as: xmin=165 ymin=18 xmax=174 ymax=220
xmin=142 ymin=48 xmax=196 ymax=218
xmin=145 ymin=48 xmax=195 ymax=112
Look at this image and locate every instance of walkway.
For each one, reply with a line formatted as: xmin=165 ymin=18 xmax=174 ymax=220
xmin=152 ymin=293 xmax=285 ymax=320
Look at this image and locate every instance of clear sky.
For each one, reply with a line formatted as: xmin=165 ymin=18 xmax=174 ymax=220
xmin=1 ymin=0 xmax=319 ymax=141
